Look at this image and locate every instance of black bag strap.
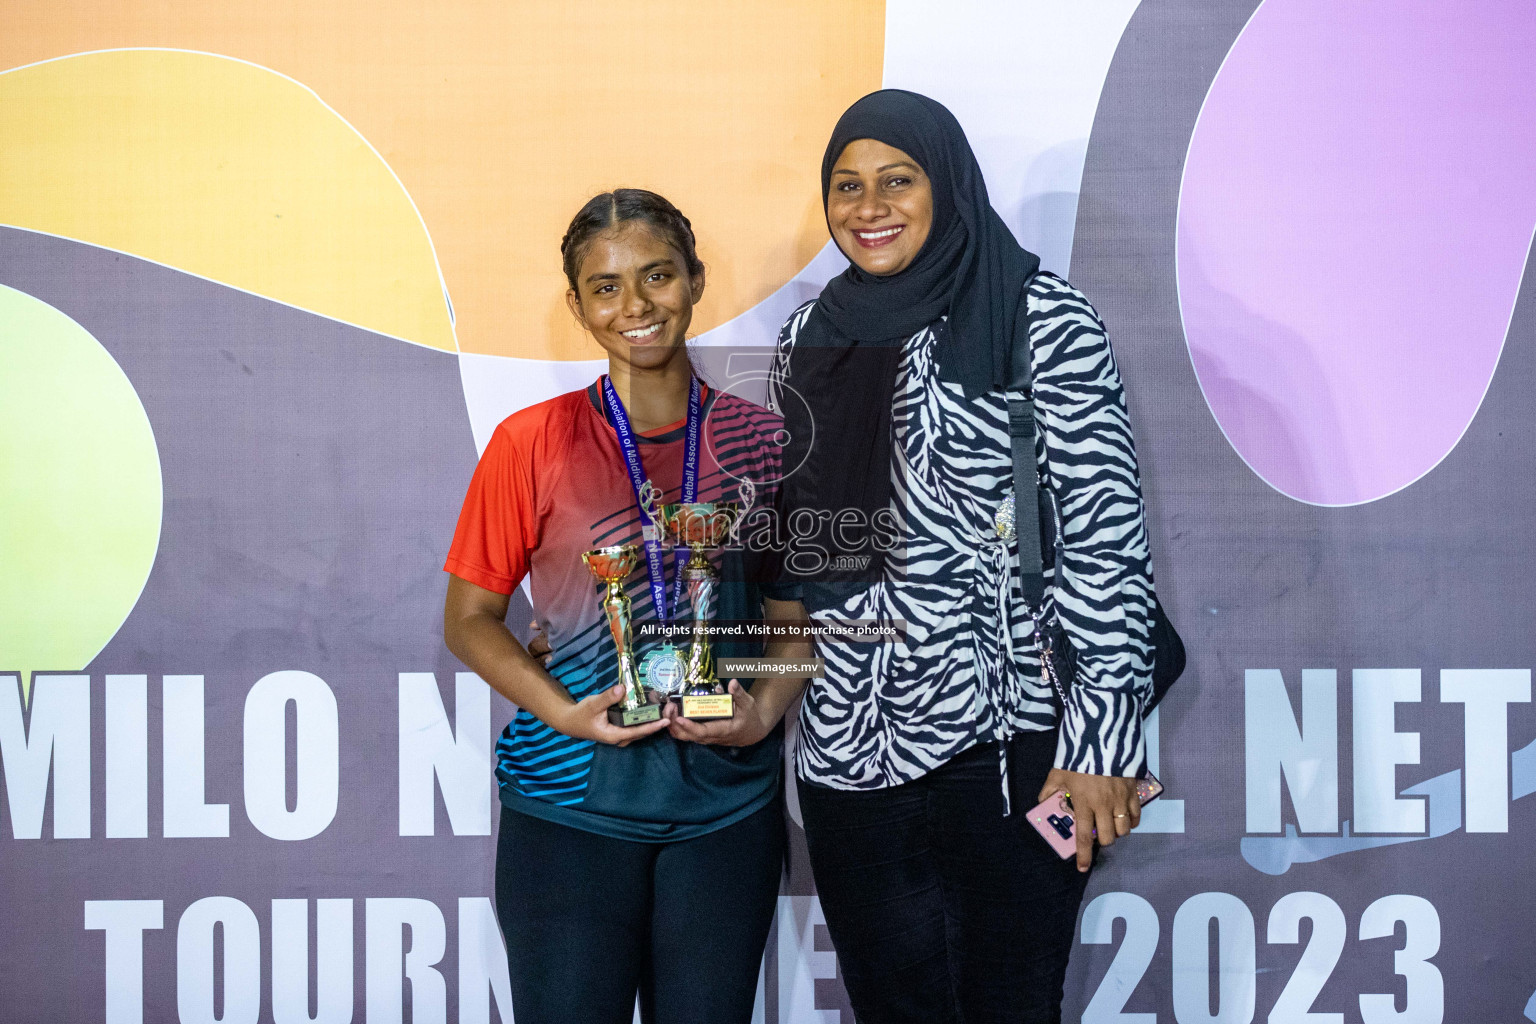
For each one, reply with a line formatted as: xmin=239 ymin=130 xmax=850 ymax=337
xmin=1007 ymin=274 xmax=1188 ymax=714
xmin=1008 ymin=275 xmax=1045 ymax=606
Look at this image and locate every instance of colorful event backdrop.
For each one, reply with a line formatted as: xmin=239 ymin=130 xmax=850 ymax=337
xmin=3 ymin=0 xmax=1535 ymax=1020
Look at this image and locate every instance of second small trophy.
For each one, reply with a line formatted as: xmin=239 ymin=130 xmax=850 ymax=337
xmin=660 ymin=502 xmax=740 ymax=720
xmin=582 ymin=544 xmax=663 ymax=727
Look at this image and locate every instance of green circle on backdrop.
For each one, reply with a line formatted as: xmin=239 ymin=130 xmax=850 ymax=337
xmin=0 ymin=284 xmax=162 ymax=701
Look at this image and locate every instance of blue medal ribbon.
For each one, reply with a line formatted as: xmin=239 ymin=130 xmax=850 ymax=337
xmin=600 ymin=374 xmax=702 ymax=624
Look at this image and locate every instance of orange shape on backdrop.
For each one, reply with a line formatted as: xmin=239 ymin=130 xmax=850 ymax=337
xmin=0 ymin=2 xmax=885 ymax=360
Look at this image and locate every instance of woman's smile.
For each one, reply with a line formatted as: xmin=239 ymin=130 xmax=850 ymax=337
xmin=852 ymin=225 xmax=905 ymax=248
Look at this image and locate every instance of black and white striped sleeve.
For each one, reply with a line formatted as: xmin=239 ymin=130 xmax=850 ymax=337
xmin=1029 ymin=274 xmax=1155 ymax=778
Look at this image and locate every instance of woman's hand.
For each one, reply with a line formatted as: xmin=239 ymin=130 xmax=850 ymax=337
xmin=551 ymin=683 xmax=670 ymax=747
xmin=665 ymin=680 xmax=772 ymax=747
xmin=526 ymin=618 xmax=552 ymax=666
xmin=1038 ymin=768 xmax=1141 ymax=873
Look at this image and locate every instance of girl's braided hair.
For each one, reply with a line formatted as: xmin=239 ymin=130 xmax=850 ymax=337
xmin=561 ymin=188 xmax=705 ymax=289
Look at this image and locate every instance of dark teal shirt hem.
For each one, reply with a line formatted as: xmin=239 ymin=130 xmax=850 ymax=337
xmin=497 ymin=774 xmax=779 ymax=843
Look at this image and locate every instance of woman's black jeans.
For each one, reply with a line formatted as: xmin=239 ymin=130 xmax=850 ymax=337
xmin=797 ymin=731 xmax=1090 ymax=1024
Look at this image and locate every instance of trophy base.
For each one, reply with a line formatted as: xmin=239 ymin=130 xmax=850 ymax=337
xmin=677 ymin=692 xmax=733 ymax=720
xmin=608 ymin=703 xmax=663 ymax=727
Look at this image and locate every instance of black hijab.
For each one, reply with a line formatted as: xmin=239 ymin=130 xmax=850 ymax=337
xmin=781 ymin=90 xmax=1040 ymax=599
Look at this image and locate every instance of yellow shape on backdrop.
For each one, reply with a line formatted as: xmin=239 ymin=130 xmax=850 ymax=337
xmin=0 ymin=49 xmax=454 ymax=351
xmin=0 ymin=285 xmax=162 ymax=702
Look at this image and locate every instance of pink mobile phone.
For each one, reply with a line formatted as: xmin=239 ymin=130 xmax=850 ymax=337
xmin=1026 ymin=791 xmax=1080 ymax=858
xmin=1027 ymin=773 xmax=1163 ymax=859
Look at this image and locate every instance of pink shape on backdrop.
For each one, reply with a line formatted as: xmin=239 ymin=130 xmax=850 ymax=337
xmin=1176 ymin=0 xmax=1536 ymax=505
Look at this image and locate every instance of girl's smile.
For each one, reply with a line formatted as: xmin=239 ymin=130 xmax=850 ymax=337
xmin=620 ymin=321 xmax=666 ymax=341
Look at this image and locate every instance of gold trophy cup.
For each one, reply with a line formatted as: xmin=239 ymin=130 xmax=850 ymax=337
xmin=582 ymin=544 xmax=663 ymax=727
xmin=659 ymin=502 xmax=740 ymax=720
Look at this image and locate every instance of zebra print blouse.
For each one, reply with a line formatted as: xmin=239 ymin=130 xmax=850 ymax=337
xmin=768 ymin=272 xmax=1155 ymax=789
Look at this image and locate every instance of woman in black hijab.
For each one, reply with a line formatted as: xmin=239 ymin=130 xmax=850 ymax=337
xmin=772 ymin=90 xmax=1157 ymax=1023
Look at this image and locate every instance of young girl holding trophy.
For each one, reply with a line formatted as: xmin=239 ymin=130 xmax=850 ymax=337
xmin=442 ymin=189 xmax=808 ymax=1024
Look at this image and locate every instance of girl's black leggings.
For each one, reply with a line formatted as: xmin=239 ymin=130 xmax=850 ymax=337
xmin=494 ymin=800 xmax=783 ymax=1024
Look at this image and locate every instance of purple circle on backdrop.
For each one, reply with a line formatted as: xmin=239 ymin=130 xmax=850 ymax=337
xmin=1176 ymin=0 xmax=1536 ymax=505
